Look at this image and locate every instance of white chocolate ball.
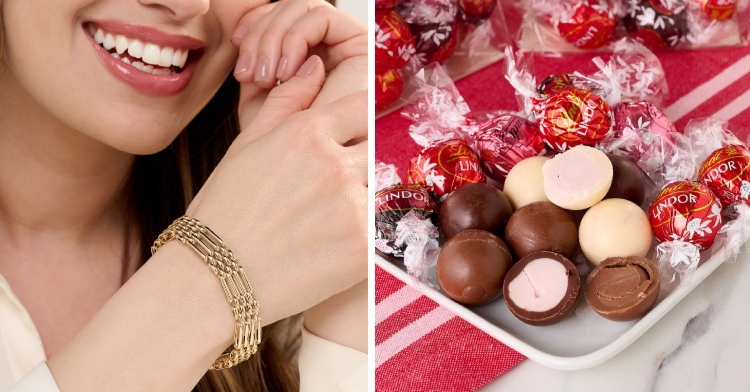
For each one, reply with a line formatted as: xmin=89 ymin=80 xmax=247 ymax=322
xmin=503 ymin=156 xmax=551 ymax=210
xmin=543 ymin=145 xmax=613 ymax=210
xmin=579 ymin=198 xmax=653 ymax=266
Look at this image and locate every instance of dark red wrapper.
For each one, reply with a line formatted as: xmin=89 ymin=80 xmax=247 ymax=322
xmin=700 ymin=0 xmax=736 ymax=20
xmin=410 ymin=22 xmax=459 ymax=64
xmin=376 ymin=0 xmax=402 ymax=9
xmin=649 ymin=181 xmax=722 ymax=250
xmin=613 ymin=101 xmax=676 ymax=162
xmin=623 ymin=0 xmax=686 ymax=50
xmin=375 ymin=68 xmax=404 ymax=110
xmin=407 ymin=139 xmax=486 ymax=201
xmin=536 ymin=87 xmax=613 ymax=152
xmin=553 ymin=0 xmax=616 ymax=49
xmin=473 ymin=114 xmax=548 ymax=181
xmin=458 ymin=0 xmax=496 ymax=24
xmin=375 ymin=184 xmax=438 ymax=257
xmin=537 ymin=73 xmax=573 ymax=96
xmin=376 ymin=10 xmax=416 ymax=71
xmin=698 ymin=145 xmax=750 ymax=208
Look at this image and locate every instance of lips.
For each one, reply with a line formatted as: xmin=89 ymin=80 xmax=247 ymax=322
xmin=84 ymin=21 xmax=205 ymax=96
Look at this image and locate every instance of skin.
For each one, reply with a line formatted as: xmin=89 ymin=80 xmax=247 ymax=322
xmin=0 ymin=0 xmax=367 ymax=389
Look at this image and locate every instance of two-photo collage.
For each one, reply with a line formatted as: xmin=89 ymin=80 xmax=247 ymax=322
xmin=2 ymin=0 xmax=750 ymax=391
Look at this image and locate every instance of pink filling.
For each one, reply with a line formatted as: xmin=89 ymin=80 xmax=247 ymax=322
xmin=545 ymin=149 xmax=603 ymax=197
xmin=507 ymin=258 xmax=568 ymax=312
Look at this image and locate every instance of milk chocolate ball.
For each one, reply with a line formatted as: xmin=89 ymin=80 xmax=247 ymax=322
xmin=585 ymin=256 xmax=660 ymax=321
xmin=605 ymin=154 xmax=646 ymax=206
xmin=436 ymin=230 xmax=514 ymax=305
xmin=504 ymin=201 xmax=578 ymax=259
xmin=440 ymin=183 xmax=513 ymax=239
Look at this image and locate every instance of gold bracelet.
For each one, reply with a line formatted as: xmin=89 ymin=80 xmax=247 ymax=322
xmin=151 ymin=216 xmax=262 ymax=370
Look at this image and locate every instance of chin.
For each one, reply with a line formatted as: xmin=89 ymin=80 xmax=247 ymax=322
xmin=92 ymin=119 xmax=187 ymax=156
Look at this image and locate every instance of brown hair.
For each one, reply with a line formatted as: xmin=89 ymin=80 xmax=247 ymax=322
xmin=127 ymin=75 xmax=302 ymax=391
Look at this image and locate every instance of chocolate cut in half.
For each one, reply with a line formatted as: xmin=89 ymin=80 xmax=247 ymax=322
xmin=437 ymin=229 xmax=514 ymax=306
xmin=585 ymin=256 xmax=660 ymax=321
xmin=503 ymin=251 xmax=580 ymax=326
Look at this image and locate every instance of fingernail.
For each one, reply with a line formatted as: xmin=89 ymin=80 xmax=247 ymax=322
xmin=296 ymin=56 xmax=319 ymax=77
xmin=234 ymin=51 xmax=252 ymax=76
xmin=231 ymin=25 xmax=248 ymax=45
xmin=255 ymin=55 xmax=269 ymax=82
xmin=275 ymin=57 xmax=287 ymax=80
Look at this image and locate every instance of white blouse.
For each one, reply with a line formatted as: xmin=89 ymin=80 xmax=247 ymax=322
xmin=0 ymin=274 xmax=366 ymax=392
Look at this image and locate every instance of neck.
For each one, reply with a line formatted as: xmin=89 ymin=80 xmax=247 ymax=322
xmin=0 ymin=69 xmax=135 ymax=243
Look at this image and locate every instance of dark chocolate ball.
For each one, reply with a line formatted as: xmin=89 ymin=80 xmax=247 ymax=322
xmin=504 ymin=201 xmax=578 ymax=259
xmin=436 ymin=230 xmax=513 ymax=305
xmin=440 ymin=183 xmax=513 ymax=240
xmin=605 ymin=154 xmax=646 ymax=206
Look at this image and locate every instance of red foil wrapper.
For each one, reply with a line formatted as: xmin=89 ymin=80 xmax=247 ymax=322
xmin=697 ymin=145 xmax=750 ymax=207
xmin=623 ymin=0 xmax=686 ymax=50
xmin=407 ymin=139 xmax=486 ymax=201
xmin=554 ymin=0 xmax=616 ymax=49
xmin=376 ymin=10 xmax=415 ymax=71
xmin=458 ymin=0 xmax=496 ymax=24
xmin=375 ymin=68 xmax=404 ymax=110
xmin=410 ymin=22 xmax=459 ymax=64
xmin=537 ymin=73 xmax=573 ymax=96
xmin=375 ymin=184 xmax=437 ymax=257
xmin=473 ymin=114 xmax=548 ymax=181
xmin=536 ymin=88 xmax=613 ymax=153
xmin=649 ymin=181 xmax=722 ymax=250
xmin=613 ymin=101 xmax=676 ymax=161
xmin=701 ymin=0 xmax=736 ymax=20
xmin=376 ymin=0 xmax=402 ymax=9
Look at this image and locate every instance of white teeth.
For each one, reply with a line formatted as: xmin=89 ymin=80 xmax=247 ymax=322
xmin=103 ymin=33 xmax=116 ymax=50
xmin=142 ymin=64 xmax=154 ymax=73
xmin=132 ymin=61 xmax=144 ymax=71
xmin=181 ymin=50 xmax=188 ymax=68
xmin=94 ymin=29 xmax=105 ymax=44
xmin=159 ymin=46 xmax=174 ymax=67
xmin=115 ymin=35 xmax=128 ymax=54
xmin=142 ymin=43 xmax=161 ymax=66
xmin=172 ymin=49 xmax=183 ymax=67
xmin=122 ymin=57 xmax=131 ymax=65
xmin=127 ymin=39 xmax=143 ymax=59
xmin=110 ymin=52 xmax=120 ymax=60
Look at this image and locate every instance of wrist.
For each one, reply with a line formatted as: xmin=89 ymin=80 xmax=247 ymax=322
xmin=303 ymin=279 xmax=368 ymax=353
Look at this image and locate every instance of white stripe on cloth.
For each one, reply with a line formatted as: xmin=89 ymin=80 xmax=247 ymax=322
xmin=375 ymin=306 xmax=456 ymax=367
xmin=711 ymin=88 xmax=750 ymax=125
xmin=375 ymin=285 xmax=423 ymax=325
xmin=663 ymin=53 xmax=750 ymax=122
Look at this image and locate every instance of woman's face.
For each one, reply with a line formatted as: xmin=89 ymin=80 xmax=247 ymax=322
xmin=2 ymin=0 xmax=264 ymax=155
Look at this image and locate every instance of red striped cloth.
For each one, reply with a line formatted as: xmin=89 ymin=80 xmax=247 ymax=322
xmin=375 ymin=45 xmax=750 ymax=391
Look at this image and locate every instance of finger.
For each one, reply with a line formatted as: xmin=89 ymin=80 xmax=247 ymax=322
xmin=304 ymin=90 xmax=367 ymax=146
xmin=233 ymin=3 xmax=284 ymax=81
xmin=230 ymin=2 xmax=278 ymax=47
xmin=347 ymin=140 xmax=368 ymax=186
xmin=254 ymin=0 xmax=335 ymax=88
xmin=278 ymin=6 xmax=367 ymax=82
xmin=237 ymin=83 xmax=269 ymax=131
xmin=239 ymin=56 xmax=326 ymax=144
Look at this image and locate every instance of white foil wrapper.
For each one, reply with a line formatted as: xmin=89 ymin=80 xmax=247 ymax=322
xmin=395 ymin=211 xmax=440 ymax=288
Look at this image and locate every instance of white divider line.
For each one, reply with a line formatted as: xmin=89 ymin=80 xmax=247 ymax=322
xmin=711 ymin=88 xmax=750 ymax=125
xmin=375 ymin=285 xmax=423 ymax=325
xmin=663 ymin=54 xmax=750 ymax=122
xmin=375 ymin=306 xmax=456 ymax=367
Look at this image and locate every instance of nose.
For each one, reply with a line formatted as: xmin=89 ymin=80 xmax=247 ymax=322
xmin=138 ymin=0 xmax=210 ymax=21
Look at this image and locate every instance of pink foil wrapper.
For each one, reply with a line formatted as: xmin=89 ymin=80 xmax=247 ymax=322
xmin=472 ymin=114 xmax=549 ymax=181
xmin=613 ymin=101 xmax=677 ymax=163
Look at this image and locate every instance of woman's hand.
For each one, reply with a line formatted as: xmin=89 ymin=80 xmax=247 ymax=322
xmin=231 ymin=0 xmax=367 ymax=132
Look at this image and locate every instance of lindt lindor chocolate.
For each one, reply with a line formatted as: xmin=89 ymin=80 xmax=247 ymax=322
xmin=410 ymin=22 xmax=459 ymax=64
xmin=437 ymin=229 xmax=514 ymax=305
xmin=473 ymin=114 xmax=548 ymax=181
xmin=375 ymin=9 xmax=415 ymax=71
xmin=375 ymin=68 xmax=404 ymax=110
xmin=407 ymin=139 xmax=486 ymax=202
xmin=649 ymin=180 xmax=722 ymax=250
xmin=536 ymin=88 xmax=613 ymax=153
xmin=623 ymin=0 xmax=686 ymax=50
xmin=503 ymin=156 xmax=552 ymax=210
xmin=503 ymin=251 xmax=580 ymax=326
xmin=537 ymin=73 xmax=573 ymax=96
xmin=375 ymin=184 xmax=437 ymax=257
xmin=700 ymin=0 xmax=736 ymax=20
xmin=613 ymin=101 xmax=676 ymax=162
xmin=543 ymin=145 xmax=613 ymax=210
xmin=585 ymin=256 xmax=660 ymax=321
xmin=458 ymin=0 xmax=496 ymax=24
xmin=553 ymin=0 xmax=617 ymax=49
xmin=579 ymin=198 xmax=653 ymax=265
xmin=440 ymin=183 xmax=513 ymax=239
xmin=697 ymin=145 xmax=750 ymax=208
xmin=605 ymin=153 xmax=646 ymax=205
xmin=504 ymin=201 xmax=578 ymax=260
xmin=376 ymin=0 xmax=402 ymax=9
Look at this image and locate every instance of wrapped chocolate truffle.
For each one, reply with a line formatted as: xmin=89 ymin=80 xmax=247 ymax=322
xmin=536 ymin=88 xmax=613 ymax=152
xmin=473 ymin=114 xmax=549 ymax=181
xmin=407 ymin=139 xmax=486 ymax=202
xmin=551 ymin=0 xmax=617 ymax=49
xmin=503 ymin=251 xmax=581 ymax=326
xmin=375 ymin=68 xmax=405 ymax=110
xmin=623 ymin=0 xmax=687 ymax=50
xmin=411 ymin=22 xmax=459 ymax=64
xmin=377 ymin=0 xmax=403 ymax=9
xmin=375 ymin=184 xmax=438 ymax=257
xmin=457 ymin=0 xmax=496 ymax=24
xmin=697 ymin=144 xmax=750 ymax=208
xmin=375 ymin=9 xmax=416 ymax=71
xmin=700 ymin=0 xmax=736 ymax=20
xmin=440 ymin=183 xmax=513 ymax=239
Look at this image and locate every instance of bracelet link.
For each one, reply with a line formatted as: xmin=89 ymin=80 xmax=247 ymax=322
xmin=152 ymin=215 xmax=261 ymax=370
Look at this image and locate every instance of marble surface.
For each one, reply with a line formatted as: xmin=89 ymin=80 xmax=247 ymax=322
xmin=480 ymin=246 xmax=750 ymax=392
